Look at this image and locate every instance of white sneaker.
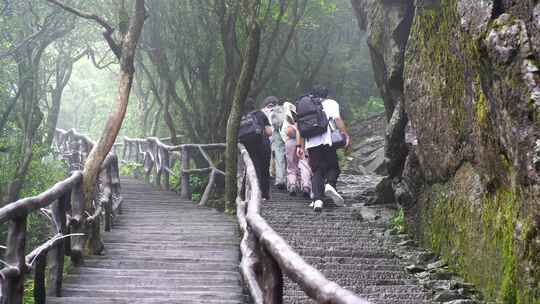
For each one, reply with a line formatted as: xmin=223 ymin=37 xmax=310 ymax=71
xmin=313 ymin=200 xmax=323 ymax=212
xmin=324 ymin=184 xmax=344 ymax=206
xmin=309 ymin=201 xmax=314 ymax=208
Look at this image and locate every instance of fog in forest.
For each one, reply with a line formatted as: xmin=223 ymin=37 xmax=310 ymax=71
xmin=0 ymin=0 xmax=379 ymax=202
xmin=2 ymin=1 xmax=540 ymax=303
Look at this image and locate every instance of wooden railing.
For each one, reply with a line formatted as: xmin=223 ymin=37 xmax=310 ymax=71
xmin=123 ymin=136 xmax=225 ymax=206
xmin=0 ymin=128 xmax=122 ymax=304
xmin=236 ymin=144 xmax=370 ymax=304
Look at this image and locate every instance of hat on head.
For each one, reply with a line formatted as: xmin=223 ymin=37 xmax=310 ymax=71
xmin=283 ymin=102 xmax=297 ymax=122
xmin=310 ymin=85 xmax=329 ymax=99
xmin=262 ymin=96 xmax=279 ymax=108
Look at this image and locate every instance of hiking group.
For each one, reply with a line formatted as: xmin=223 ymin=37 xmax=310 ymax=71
xmin=239 ymin=85 xmax=351 ymax=212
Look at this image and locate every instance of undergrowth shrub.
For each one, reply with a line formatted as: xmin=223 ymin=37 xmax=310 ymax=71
xmin=0 ymin=142 xmax=67 ymax=304
xmin=390 ymin=207 xmax=406 ymax=234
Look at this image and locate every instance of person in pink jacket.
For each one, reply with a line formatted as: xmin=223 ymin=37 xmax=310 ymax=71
xmin=281 ymin=101 xmax=312 ymax=198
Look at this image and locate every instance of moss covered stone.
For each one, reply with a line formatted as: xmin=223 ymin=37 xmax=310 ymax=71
xmin=421 ymin=163 xmax=538 ymax=303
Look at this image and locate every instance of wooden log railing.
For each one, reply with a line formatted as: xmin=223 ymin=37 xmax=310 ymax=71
xmin=236 ymin=143 xmax=371 ymax=304
xmin=0 ymin=128 xmax=123 ymax=304
xmin=122 ymin=136 xmax=225 ymax=206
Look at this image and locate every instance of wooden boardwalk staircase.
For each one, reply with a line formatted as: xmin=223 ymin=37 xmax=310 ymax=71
xmin=0 ymin=129 xmax=433 ymax=304
xmin=48 ymin=178 xmax=244 ymax=304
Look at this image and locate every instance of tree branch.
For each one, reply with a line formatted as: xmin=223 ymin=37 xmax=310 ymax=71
xmin=46 ymin=0 xmax=122 ymax=59
xmin=0 ymin=89 xmax=21 ymax=131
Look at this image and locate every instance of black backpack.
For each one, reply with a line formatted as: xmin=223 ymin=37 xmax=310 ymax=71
xmin=295 ymin=95 xmax=329 ymax=138
xmin=238 ymin=111 xmax=263 ymax=143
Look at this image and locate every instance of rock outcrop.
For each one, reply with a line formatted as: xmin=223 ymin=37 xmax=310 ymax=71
xmin=351 ymin=0 xmax=415 ymax=181
xmin=343 ymin=113 xmax=387 ymax=176
xmin=352 ymin=0 xmax=540 ymax=302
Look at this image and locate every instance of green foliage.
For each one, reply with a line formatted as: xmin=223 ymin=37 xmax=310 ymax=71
xmin=351 ymin=96 xmax=385 ymax=120
xmin=390 ymin=208 xmax=406 ymax=234
xmin=21 ymin=155 xmax=66 ymax=198
xmin=169 ymin=161 xmax=182 ymax=192
xmin=0 ymin=144 xmax=66 ymax=275
xmin=0 ymin=123 xmax=22 ymax=197
xmin=189 ymin=175 xmax=208 ymax=202
xmin=119 ymin=162 xmax=144 ymax=178
xmin=165 ymin=161 xmax=208 ymax=201
xmin=0 ymin=131 xmax=66 ymax=200
xmin=23 ymin=279 xmax=34 ymax=304
xmin=22 ymin=254 xmax=73 ymax=304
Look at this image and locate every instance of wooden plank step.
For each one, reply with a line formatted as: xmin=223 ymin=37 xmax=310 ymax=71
xmin=52 ymin=177 xmax=245 ymax=303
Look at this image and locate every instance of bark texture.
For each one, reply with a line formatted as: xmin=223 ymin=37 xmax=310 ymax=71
xmin=224 ymin=1 xmax=262 ymax=212
xmin=47 ymin=0 xmax=146 ymax=253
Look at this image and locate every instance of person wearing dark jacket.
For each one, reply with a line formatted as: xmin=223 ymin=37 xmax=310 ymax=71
xmin=240 ymin=97 xmax=273 ymax=200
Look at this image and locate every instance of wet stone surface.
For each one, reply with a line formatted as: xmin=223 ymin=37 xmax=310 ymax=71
xmin=262 ymin=174 xmax=429 ymax=304
xmin=262 ymin=173 xmax=484 ymax=304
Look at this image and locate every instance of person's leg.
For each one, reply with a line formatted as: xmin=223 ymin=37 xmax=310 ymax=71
xmin=299 ymin=157 xmax=312 ymax=194
xmin=274 ymin=140 xmax=287 ymax=188
xmin=245 ymin=141 xmax=266 ymax=195
xmin=322 ymin=145 xmax=344 ymax=206
xmin=308 ymin=146 xmax=325 ymax=201
xmin=260 ymin=145 xmax=272 ymax=200
xmin=249 ymin=149 xmax=264 ymax=188
xmin=285 ymin=139 xmax=299 ymax=192
xmin=324 ymin=145 xmax=341 ymax=188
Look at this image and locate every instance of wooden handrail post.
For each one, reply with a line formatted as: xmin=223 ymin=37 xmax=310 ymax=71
xmin=4 ymin=215 xmax=27 ymax=304
xmin=47 ymin=192 xmax=69 ymax=296
xmin=260 ymin=244 xmax=283 ymax=304
xmin=70 ymin=181 xmax=85 ymax=266
xmin=143 ymin=142 xmax=153 ymax=183
xmin=104 ymin=167 xmax=113 ymax=232
xmin=136 ymin=142 xmax=141 ymax=163
xmin=151 ymin=140 xmax=162 ymax=188
xmin=199 ymin=170 xmax=216 ymax=206
xmin=122 ymin=140 xmax=127 ymax=161
xmin=89 ymin=211 xmax=102 ymax=254
xmin=103 ymin=171 xmax=113 ymax=231
xmin=33 ymin=253 xmax=47 ymax=304
xmin=110 ymin=157 xmax=122 ymax=215
xmin=180 ymin=146 xmax=191 ymax=199
xmin=162 ymin=149 xmax=170 ymax=191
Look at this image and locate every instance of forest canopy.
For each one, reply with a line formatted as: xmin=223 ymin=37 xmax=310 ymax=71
xmin=0 ymin=0 xmax=379 ymax=204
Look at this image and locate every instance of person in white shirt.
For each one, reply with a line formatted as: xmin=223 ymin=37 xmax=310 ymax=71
xmin=263 ymin=96 xmax=287 ymax=190
xmin=296 ymin=86 xmax=351 ymax=212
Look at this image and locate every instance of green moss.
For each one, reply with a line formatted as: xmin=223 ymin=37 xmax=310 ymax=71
xmin=422 ymin=167 xmax=538 ymax=303
xmin=475 ymin=89 xmax=488 ymax=125
xmin=500 ymin=153 xmax=513 ymax=176
xmin=535 ymin=107 xmax=540 ymax=129
xmin=410 ymin=0 xmax=482 ymax=135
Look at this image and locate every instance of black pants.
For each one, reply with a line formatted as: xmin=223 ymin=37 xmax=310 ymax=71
xmin=308 ymin=144 xmax=340 ymax=201
xmin=245 ymin=140 xmax=271 ymax=199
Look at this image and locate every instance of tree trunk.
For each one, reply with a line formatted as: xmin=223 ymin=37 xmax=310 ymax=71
xmin=224 ymin=4 xmax=261 ymax=212
xmin=53 ymin=0 xmax=146 ymax=253
xmin=3 ymin=54 xmax=43 ymax=205
xmin=45 ymin=49 xmax=85 ymax=148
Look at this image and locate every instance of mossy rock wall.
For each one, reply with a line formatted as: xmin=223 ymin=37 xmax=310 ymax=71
xmin=403 ymin=0 xmax=540 ymax=302
xmin=419 ymin=163 xmax=539 ymax=303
